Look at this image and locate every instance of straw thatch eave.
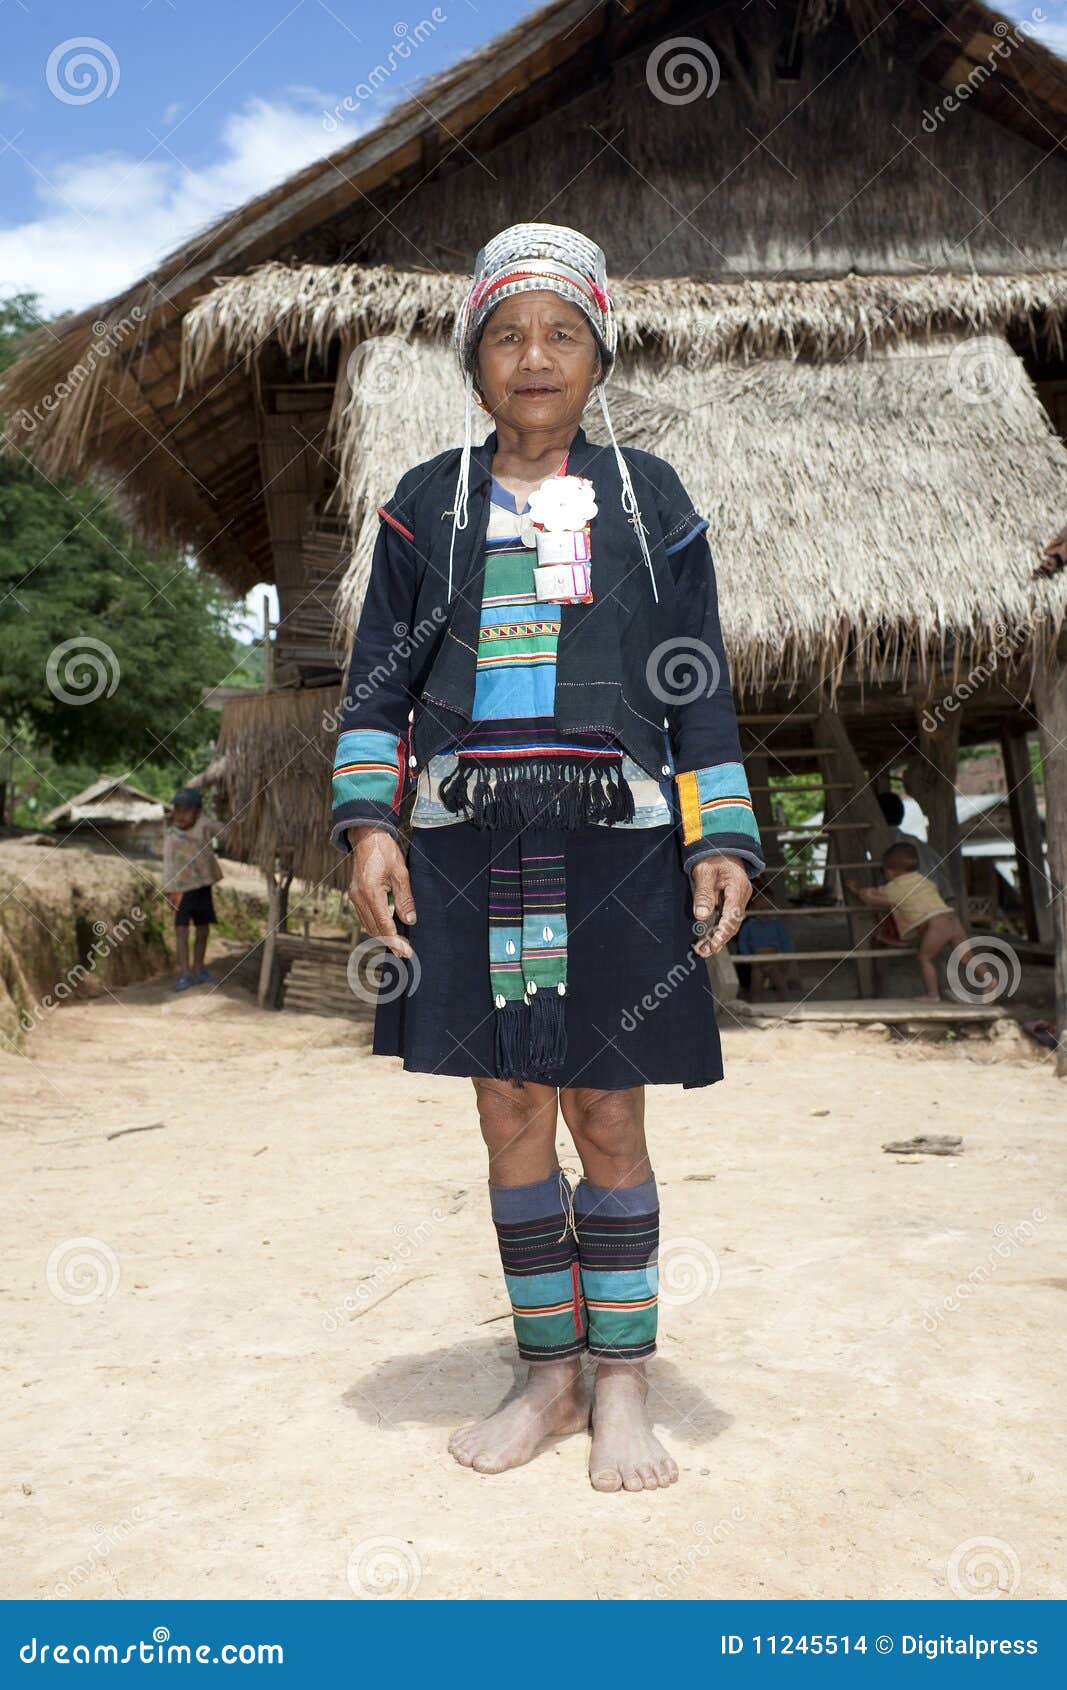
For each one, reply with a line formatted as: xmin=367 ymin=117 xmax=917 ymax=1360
xmin=181 ymin=263 xmax=1067 ymax=389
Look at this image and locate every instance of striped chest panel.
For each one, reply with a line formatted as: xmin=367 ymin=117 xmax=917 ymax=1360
xmin=473 ymin=501 xmax=562 ymax=721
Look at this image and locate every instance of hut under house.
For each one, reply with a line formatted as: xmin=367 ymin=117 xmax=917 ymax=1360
xmin=4 ymin=0 xmax=1067 ymax=1057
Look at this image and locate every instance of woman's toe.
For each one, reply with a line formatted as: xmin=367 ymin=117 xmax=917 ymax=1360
xmin=591 ymin=1467 xmax=623 ymax=1493
xmin=621 ymin=1467 xmax=644 ymax=1492
xmin=637 ymin=1464 xmax=660 ymax=1489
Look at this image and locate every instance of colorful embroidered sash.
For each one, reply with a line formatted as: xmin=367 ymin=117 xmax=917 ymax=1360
xmin=488 ymin=826 xmax=569 ymax=1079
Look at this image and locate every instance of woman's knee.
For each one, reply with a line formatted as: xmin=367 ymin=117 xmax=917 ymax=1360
xmin=561 ymin=1086 xmax=644 ymax=1161
xmin=471 ymin=1077 xmax=557 ymax=1154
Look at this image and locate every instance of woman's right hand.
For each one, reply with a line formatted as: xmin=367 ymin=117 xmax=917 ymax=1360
xmin=346 ymin=826 xmax=417 ymax=959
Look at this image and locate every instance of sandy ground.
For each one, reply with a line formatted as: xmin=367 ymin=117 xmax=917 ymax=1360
xmin=3 ymin=964 xmax=1065 ymax=1602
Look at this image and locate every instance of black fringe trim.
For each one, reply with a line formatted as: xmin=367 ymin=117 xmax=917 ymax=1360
xmin=439 ymin=758 xmax=635 ymax=831
xmin=494 ymin=992 xmax=568 ymax=1082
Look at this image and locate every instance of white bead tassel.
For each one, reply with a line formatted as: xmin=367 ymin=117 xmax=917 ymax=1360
xmin=597 ymin=384 xmax=659 ymax=604
xmin=447 ymin=371 xmax=476 ymax=600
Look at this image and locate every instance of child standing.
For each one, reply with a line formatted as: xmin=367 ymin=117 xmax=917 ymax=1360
xmin=850 ymin=843 xmax=990 ymax=1003
xmin=162 ymin=786 xmax=223 ymax=991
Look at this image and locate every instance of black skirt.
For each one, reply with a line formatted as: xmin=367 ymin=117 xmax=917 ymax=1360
xmin=373 ymin=822 xmax=723 ymax=1091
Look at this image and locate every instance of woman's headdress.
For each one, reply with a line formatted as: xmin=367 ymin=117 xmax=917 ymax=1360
xmin=446 ymin=222 xmax=658 ymax=602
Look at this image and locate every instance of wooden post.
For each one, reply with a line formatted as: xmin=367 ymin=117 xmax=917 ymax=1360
xmin=1032 ymin=646 xmax=1067 ymax=1078
xmin=1000 ymin=726 xmax=1052 ymax=943
xmin=258 ymin=862 xmax=281 ymax=1008
xmin=818 ymin=710 xmax=894 ymax=996
xmin=904 ymin=707 xmax=967 ymax=920
xmin=262 ymin=593 xmax=274 ymax=693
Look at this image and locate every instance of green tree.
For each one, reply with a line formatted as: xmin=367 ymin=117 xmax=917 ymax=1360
xmin=0 ymin=294 xmax=241 ymax=813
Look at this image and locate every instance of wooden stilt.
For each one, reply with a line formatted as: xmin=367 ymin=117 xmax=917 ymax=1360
xmin=1000 ymin=726 xmax=1052 ymax=943
xmin=1032 ymin=647 xmax=1067 ymax=1077
xmin=818 ymin=709 xmax=894 ymax=996
xmin=904 ymin=708 xmax=967 ymax=920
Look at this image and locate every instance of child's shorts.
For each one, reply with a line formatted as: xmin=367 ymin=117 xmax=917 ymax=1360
xmin=175 ymin=885 xmax=216 ymax=927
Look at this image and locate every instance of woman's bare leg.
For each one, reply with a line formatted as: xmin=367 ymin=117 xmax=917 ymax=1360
xmin=448 ymin=1078 xmax=588 ymax=1475
xmin=561 ymin=1086 xmax=678 ymax=1493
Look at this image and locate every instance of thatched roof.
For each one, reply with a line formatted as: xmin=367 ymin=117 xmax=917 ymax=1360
xmin=323 ymin=332 xmax=1067 ymax=695
xmin=2 ymin=0 xmax=1065 ymax=590
xmin=44 ymin=777 xmax=164 ymax=828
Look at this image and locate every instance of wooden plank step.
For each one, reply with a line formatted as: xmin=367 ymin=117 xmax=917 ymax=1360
xmin=740 ymin=745 xmax=835 ymax=756
xmin=736 ymin=947 xmax=916 ymax=962
xmin=768 ymin=821 xmax=873 ymax=834
xmin=748 ymin=782 xmax=850 ymax=794
xmin=738 ymin=713 xmax=819 ymax=724
xmin=732 ymin=998 xmax=1008 ymax=1024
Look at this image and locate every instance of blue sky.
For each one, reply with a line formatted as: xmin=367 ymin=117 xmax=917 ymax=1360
xmin=1 ymin=0 xmax=1064 ymax=318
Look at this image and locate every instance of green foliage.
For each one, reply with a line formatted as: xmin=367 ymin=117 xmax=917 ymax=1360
xmin=1 ymin=291 xmax=252 ymax=812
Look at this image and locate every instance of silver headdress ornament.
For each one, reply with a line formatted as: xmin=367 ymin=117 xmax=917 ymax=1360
xmin=447 ymin=222 xmax=658 ymax=602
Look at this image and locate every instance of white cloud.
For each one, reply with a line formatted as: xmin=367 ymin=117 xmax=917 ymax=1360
xmin=0 ymin=90 xmax=352 ymax=315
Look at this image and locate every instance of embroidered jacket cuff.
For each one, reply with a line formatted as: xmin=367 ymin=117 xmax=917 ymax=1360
xmin=675 ymin=762 xmax=764 ymax=874
xmin=331 ymin=729 xmax=406 ymax=853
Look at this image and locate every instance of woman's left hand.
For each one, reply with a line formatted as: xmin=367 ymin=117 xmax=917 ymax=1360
xmin=691 ymin=856 xmax=753 ymax=957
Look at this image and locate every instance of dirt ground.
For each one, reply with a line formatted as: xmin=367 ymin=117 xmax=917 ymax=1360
xmin=3 ymin=959 xmax=1065 ymax=1602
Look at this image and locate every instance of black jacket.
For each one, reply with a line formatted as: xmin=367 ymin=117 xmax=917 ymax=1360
xmin=330 ymin=423 xmax=763 ymax=875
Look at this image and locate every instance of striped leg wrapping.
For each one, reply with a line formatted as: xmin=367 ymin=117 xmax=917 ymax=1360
xmin=574 ymin=1174 xmax=659 ymax=1361
xmin=489 ymin=1170 xmax=587 ymax=1363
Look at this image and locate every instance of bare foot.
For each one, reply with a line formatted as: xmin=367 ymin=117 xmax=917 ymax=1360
xmin=913 ymin=993 xmax=942 ymax=1004
xmin=589 ymin=1362 xmax=678 ymax=1492
xmin=448 ymin=1361 xmax=589 ymax=1475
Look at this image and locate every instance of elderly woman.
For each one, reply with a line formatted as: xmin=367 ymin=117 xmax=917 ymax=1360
xmin=331 ymin=224 xmax=763 ymax=1493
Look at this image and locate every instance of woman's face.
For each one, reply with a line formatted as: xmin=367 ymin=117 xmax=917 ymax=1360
xmin=475 ymin=290 xmax=601 ymax=432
